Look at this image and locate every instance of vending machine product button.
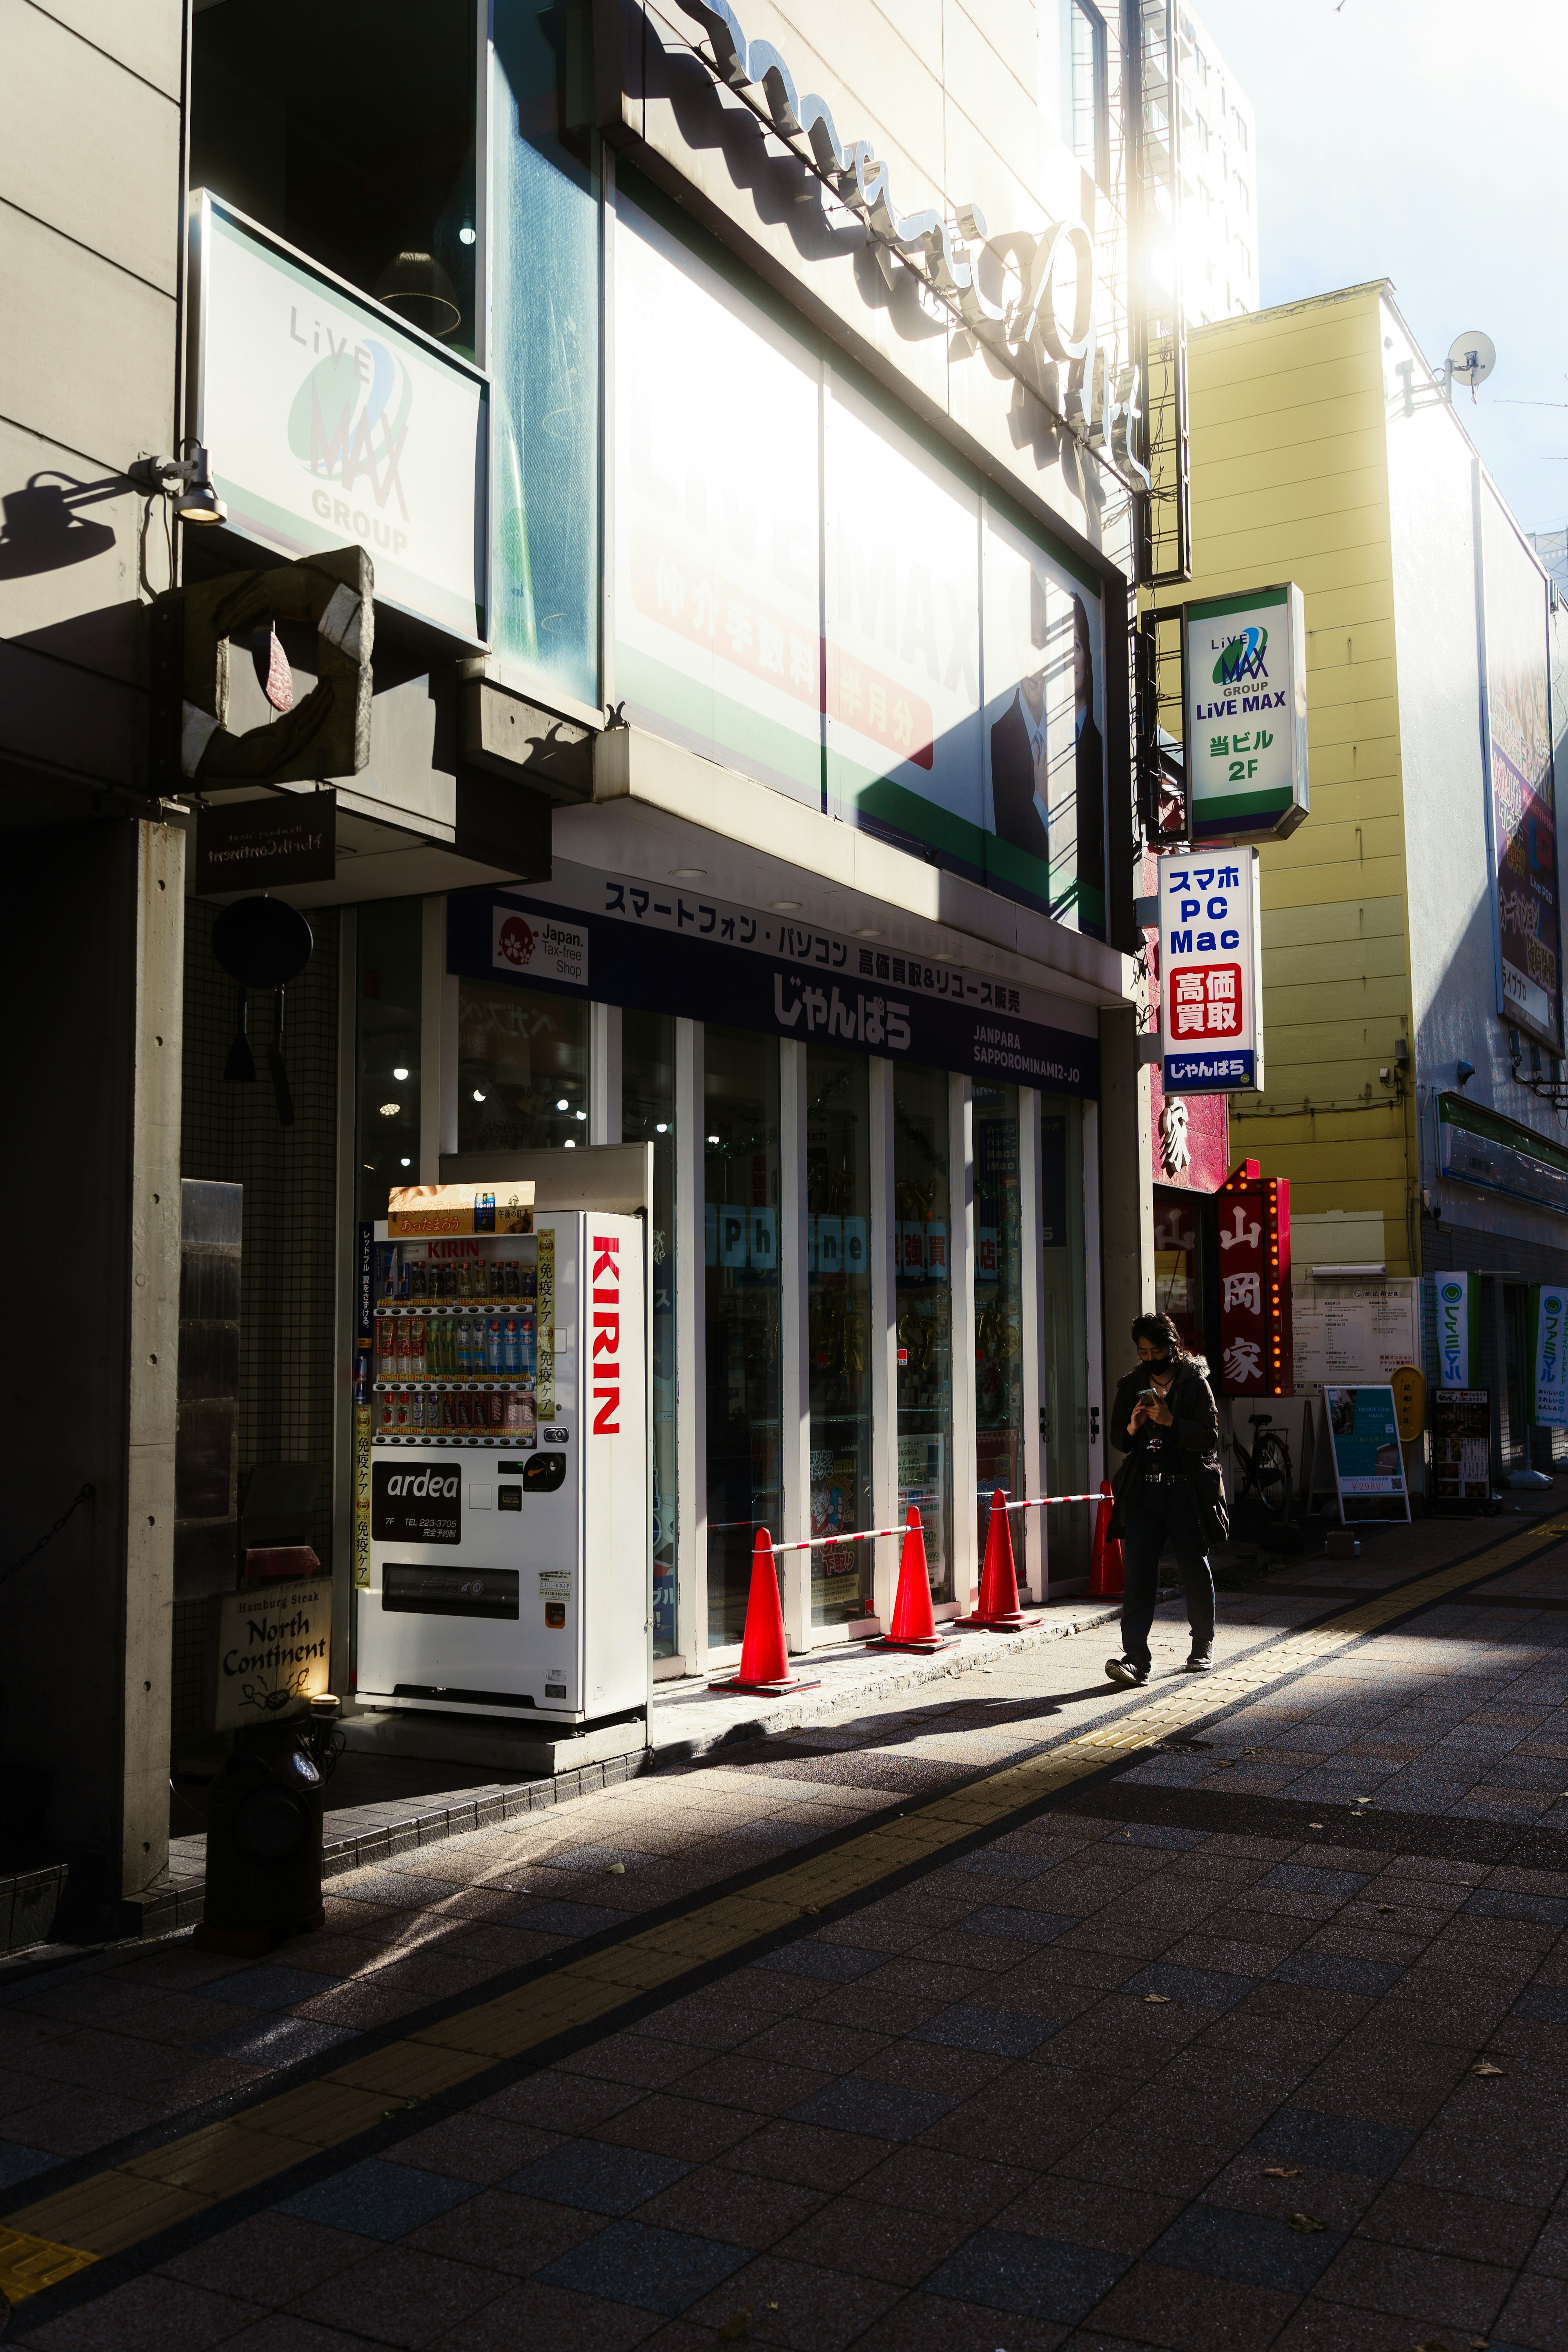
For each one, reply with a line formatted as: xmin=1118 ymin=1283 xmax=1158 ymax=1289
xmin=468 ymin=1485 xmax=492 ymax=1508
xmin=497 ymin=1486 xmax=522 ymax=1510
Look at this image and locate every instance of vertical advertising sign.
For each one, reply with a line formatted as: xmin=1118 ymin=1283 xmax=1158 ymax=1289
xmin=1433 ymin=1272 xmax=1475 ymax=1388
xmin=1216 ymin=1163 xmax=1293 ymax=1396
xmin=1159 ymin=849 xmax=1264 ymax=1092
xmin=1481 ymin=490 xmax=1562 ymax=1049
xmin=1532 ymin=1283 xmax=1568 ymax=1425
xmin=1183 ymin=583 xmax=1309 ymax=842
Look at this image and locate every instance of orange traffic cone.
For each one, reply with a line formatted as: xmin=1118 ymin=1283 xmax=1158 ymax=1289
xmin=956 ymin=1490 xmax=1042 ymax=1630
xmin=1087 ymin=1480 xmax=1124 ymax=1597
xmin=869 ymin=1508 xmax=956 ymax=1653
xmin=709 ymin=1528 xmax=822 ymax=1695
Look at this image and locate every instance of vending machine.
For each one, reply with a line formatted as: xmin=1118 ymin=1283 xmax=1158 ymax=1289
xmin=359 ymin=1199 xmax=647 ymax=1726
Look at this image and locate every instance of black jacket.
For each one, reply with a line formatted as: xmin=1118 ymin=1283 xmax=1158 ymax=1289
xmin=989 ymin=697 xmax=1051 ymax=866
xmin=1108 ymin=1356 xmax=1227 ymax=1546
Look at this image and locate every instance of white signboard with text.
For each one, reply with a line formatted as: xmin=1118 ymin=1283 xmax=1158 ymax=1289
xmin=192 ymin=193 xmax=489 ymax=644
xmin=1158 ymin=847 xmax=1265 ymax=1094
xmin=1184 ymin=582 xmax=1309 ymax=843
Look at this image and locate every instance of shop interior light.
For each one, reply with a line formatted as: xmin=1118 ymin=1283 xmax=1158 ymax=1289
xmin=575 ymin=1109 xmax=588 ymax=1121
xmin=393 ymin=1065 xmax=409 ymax=1080
xmin=374 ymin=247 xmax=461 ymax=337
xmin=472 ymin=1089 xmax=486 ymax=1102
xmin=458 ymin=224 xmax=477 ymax=245
xmin=400 ymin=1156 xmax=411 ymax=1167
xmin=379 ymin=1101 xmax=401 ymax=1117
xmin=707 ymin=1134 xmax=719 ymax=1144
xmin=655 ymin=1122 xmax=668 ymax=1134
xmin=556 ymin=1097 xmax=569 ymax=1111
xmin=564 ymin=1138 xmax=576 ymax=1149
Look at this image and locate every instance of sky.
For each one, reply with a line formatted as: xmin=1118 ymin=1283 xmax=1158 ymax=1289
xmin=1190 ymin=0 xmax=1568 ymax=538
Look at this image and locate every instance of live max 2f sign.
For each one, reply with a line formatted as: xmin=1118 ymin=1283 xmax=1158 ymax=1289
xmin=1158 ymin=847 xmax=1265 ymax=1094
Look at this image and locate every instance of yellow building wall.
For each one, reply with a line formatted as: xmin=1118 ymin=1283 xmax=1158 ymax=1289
xmin=1157 ymin=283 xmax=1418 ymax=1271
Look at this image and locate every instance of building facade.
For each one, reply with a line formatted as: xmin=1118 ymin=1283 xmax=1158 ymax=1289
xmin=1166 ymin=281 xmax=1568 ymax=1470
xmin=4 ymin=0 xmax=1182 ymax=1921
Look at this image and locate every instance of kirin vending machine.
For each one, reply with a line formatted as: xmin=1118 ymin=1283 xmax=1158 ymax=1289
xmin=359 ymin=1188 xmax=647 ymax=1727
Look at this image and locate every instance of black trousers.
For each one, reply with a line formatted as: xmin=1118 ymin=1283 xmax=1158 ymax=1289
xmin=1119 ymin=1480 xmax=1216 ymax=1671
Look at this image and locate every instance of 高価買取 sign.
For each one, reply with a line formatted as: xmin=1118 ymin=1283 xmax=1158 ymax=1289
xmin=1183 ymin=583 xmax=1309 ymax=843
xmin=1158 ymin=848 xmax=1264 ymax=1094
xmin=189 ymin=192 xmax=489 ymax=645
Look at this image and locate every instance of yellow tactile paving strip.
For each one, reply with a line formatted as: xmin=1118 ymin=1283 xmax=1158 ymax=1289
xmin=4 ymin=1518 xmax=1563 ymax=2307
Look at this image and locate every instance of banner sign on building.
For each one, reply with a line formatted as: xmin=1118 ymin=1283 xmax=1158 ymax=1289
xmin=1480 ymin=487 xmax=1562 ymax=1049
xmin=1433 ymin=1272 xmax=1478 ymax=1388
xmin=1531 ymin=1283 xmax=1568 ymax=1426
xmin=1158 ymin=848 xmax=1264 ymax=1093
xmin=1183 ymin=583 xmax=1309 ymax=843
xmin=189 ymin=192 xmax=490 ymax=645
xmin=1215 ymin=1160 xmax=1293 ymax=1396
xmin=447 ymin=863 xmax=1100 ymax=1099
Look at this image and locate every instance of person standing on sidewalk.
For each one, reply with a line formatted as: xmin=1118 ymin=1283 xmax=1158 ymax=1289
xmin=1103 ymin=1313 xmax=1227 ymax=1686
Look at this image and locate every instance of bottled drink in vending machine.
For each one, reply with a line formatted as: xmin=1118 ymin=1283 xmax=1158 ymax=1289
xmin=376 ymin=1317 xmax=396 ymax=1379
xmin=486 ymin=1316 xmax=505 ymax=1374
xmin=379 ymin=1389 xmax=396 ymax=1433
xmin=502 ymin=1316 xmax=521 ymax=1374
xmin=410 ymin=1321 xmax=426 ymax=1381
xmin=396 ymin=1318 xmax=412 ymax=1377
xmin=519 ymin=1305 xmax=536 ymax=1379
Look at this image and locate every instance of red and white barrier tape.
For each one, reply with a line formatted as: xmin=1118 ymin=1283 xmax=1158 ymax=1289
xmin=741 ymin=1490 xmax=1111 ymax=1555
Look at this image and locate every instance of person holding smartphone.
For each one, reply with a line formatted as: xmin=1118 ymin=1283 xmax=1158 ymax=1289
xmin=1102 ymin=1312 xmax=1227 ymax=1686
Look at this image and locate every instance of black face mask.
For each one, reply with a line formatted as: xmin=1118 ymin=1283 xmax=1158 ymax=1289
xmin=1143 ymin=1354 xmax=1174 ymax=1376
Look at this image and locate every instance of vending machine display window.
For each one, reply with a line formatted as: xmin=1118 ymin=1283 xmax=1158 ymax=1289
xmin=360 ymin=1206 xmax=647 ymax=1726
xmin=894 ymin=1064 xmax=954 ymax=1604
xmin=704 ymin=1028 xmax=782 ymax=1648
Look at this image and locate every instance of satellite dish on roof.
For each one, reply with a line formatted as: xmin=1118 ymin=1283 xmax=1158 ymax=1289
xmin=1448 ymin=330 xmax=1496 ymax=399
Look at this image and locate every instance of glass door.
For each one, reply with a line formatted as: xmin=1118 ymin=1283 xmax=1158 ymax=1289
xmin=893 ymin=1065 xmax=954 ymax=1602
xmin=1040 ymin=1096 xmax=1091 ymax=1583
xmin=973 ymin=1083 xmax=1024 ymax=1550
xmin=806 ymin=1046 xmax=874 ymax=1626
xmin=704 ymin=1029 xmax=782 ymax=1646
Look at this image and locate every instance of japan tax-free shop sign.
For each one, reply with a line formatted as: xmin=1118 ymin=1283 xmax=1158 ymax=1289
xmin=1184 ymin=583 xmax=1309 ymax=843
xmin=1158 ymin=849 xmax=1265 ymax=1092
xmin=188 ymin=192 xmax=490 ymax=644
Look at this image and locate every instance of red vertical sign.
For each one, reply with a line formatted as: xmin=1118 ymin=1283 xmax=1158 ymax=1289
xmin=1216 ymin=1162 xmax=1293 ymax=1396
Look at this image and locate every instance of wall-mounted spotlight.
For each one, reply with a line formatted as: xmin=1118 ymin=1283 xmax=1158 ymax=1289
xmin=128 ymin=441 xmax=228 ymax=524
xmin=1456 ymin=1059 xmax=1475 ymax=1089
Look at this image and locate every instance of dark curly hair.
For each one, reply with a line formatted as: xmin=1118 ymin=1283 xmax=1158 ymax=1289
xmin=1131 ymin=1312 xmax=1183 ymax=1354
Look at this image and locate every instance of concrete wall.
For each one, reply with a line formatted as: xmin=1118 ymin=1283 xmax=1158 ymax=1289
xmin=1177 ymin=285 xmax=1416 ymax=1268
xmin=0 ymin=0 xmax=185 ymax=813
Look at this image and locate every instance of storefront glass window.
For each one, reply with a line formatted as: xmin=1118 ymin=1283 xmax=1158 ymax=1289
xmin=974 ymin=1083 xmax=1025 ymax=1547
xmin=624 ymin=1011 xmax=677 ymax=1658
xmin=192 ymin=1 xmax=478 ymax=355
xmin=1041 ymin=1096 xmax=1091 ymax=1582
xmin=705 ymin=1029 xmax=781 ymax=1647
xmin=491 ymin=0 xmax=600 ymax=708
xmin=456 ymin=981 xmax=589 ymax=1152
xmin=893 ymin=1066 xmax=954 ymax=1603
xmin=807 ymin=1047 xmax=874 ymax=1625
xmin=355 ymin=901 xmax=422 ymax=1225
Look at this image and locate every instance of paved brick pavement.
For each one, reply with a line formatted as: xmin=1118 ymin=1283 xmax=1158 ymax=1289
xmin=2 ymin=1507 xmax=1566 ymax=2349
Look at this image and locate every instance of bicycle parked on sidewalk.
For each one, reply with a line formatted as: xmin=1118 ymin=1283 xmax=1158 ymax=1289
xmin=1232 ymin=1409 xmax=1294 ymax=1521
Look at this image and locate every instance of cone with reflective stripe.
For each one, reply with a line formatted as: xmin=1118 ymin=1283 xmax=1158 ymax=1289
xmin=709 ymin=1528 xmax=822 ymax=1695
xmin=1087 ymin=1480 xmax=1124 ymax=1597
xmin=957 ymin=1489 xmax=1041 ymax=1630
xmin=869 ymin=1507 xmax=956 ymax=1653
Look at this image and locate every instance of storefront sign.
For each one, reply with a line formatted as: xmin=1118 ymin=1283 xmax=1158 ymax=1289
xmin=1293 ymin=1280 xmax=1417 ymax=1396
xmin=1531 ymin=1283 xmax=1568 ymax=1425
xmin=371 ymin=1461 xmax=461 ymax=1545
xmin=190 ymin=193 xmax=489 ymax=644
xmin=448 ymin=866 xmax=1100 ymax=1098
xmin=1433 ymin=1272 xmax=1477 ymax=1388
xmin=1184 ymin=584 xmax=1309 ymax=843
xmin=1215 ymin=1163 xmax=1292 ymax=1396
xmin=1158 ymin=849 xmax=1263 ymax=1093
xmin=1390 ymin=1364 xmax=1426 ymax=1444
xmin=1324 ymin=1385 xmax=1409 ymax=1512
xmin=194 ymin=791 xmax=336 ymax=893
xmin=210 ymin=1578 xmax=331 ymax=1731
xmin=1480 ymin=488 xmax=1561 ymax=1047
xmin=494 ymin=907 xmax=588 ymax=987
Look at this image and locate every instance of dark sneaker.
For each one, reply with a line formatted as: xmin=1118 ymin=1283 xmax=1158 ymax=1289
xmin=1185 ymin=1650 xmax=1214 ymax=1674
xmin=1105 ymin=1656 xmax=1149 ymax=1688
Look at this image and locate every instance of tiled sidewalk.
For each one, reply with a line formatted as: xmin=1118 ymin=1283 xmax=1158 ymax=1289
xmin=3 ymin=1518 xmax=1566 ymax=2348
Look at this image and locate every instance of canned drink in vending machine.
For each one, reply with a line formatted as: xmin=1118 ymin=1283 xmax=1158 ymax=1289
xmin=393 ymin=1389 xmax=410 ymax=1433
xmin=379 ymin=1389 xmax=396 ymax=1434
